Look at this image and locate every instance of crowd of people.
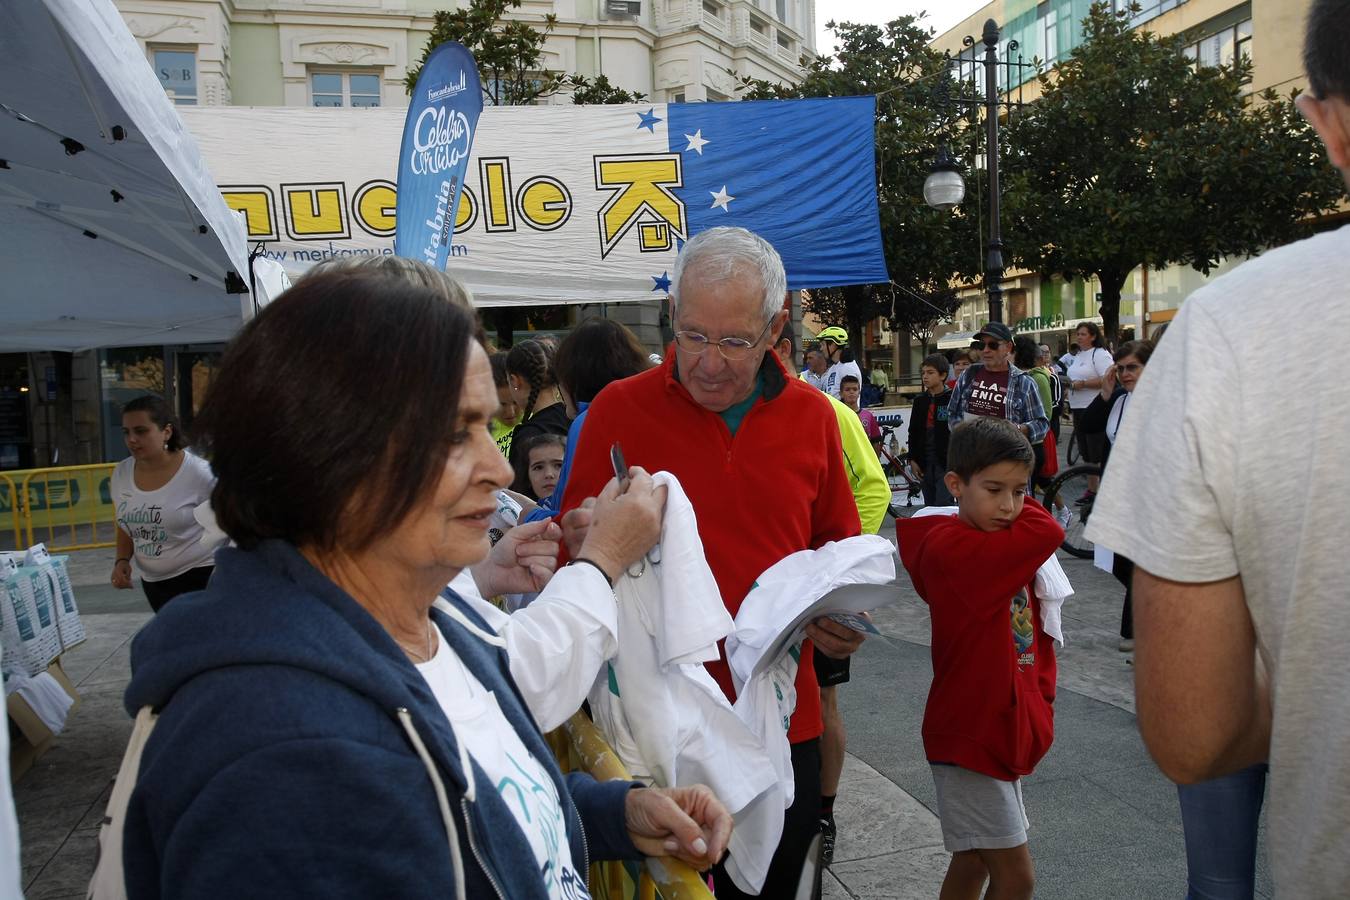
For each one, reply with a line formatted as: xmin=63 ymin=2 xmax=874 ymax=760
xmin=87 ymin=3 xmax=1350 ymax=897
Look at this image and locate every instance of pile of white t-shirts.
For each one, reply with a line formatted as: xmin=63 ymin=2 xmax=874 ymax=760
xmin=586 ymin=472 xmax=785 ymax=896
xmin=909 ymin=506 xmax=1074 ymax=647
xmin=725 ymin=535 xmax=897 ymax=795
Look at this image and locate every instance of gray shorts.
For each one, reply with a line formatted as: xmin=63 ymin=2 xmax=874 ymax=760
xmin=930 ymin=763 xmax=1030 ymax=852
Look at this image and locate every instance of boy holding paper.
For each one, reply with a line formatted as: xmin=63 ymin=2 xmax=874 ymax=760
xmin=895 ymin=418 xmax=1063 ymax=900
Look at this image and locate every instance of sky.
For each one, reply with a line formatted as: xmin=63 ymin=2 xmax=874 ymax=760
xmin=813 ymin=1 xmax=985 ymax=57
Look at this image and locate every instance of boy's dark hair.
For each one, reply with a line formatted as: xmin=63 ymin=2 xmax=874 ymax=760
xmin=1114 ymin=339 xmax=1155 ymax=366
xmin=122 ymin=394 xmax=186 ymax=451
xmin=840 ymin=374 xmax=860 ymax=387
xmin=1306 ymin=0 xmax=1350 ymax=101
xmin=921 ymin=353 xmax=949 ymax=375
xmin=946 ymin=418 xmax=1034 ymax=482
xmin=1013 ymin=336 xmax=1040 ymax=370
xmin=520 ymin=432 xmax=566 ymax=457
xmin=552 ymin=317 xmax=651 ymax=405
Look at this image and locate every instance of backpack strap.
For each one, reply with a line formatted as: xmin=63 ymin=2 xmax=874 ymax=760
xmin=87 ymin=706 xmax=158 ymax=900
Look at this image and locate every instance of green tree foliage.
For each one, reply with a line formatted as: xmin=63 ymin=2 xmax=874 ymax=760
xmin=406 ymin=0 xmax=561 ymax=105
xmin=567 ymin=74 xmax=647 ymax=105
xmin=1003 ymin=2 xmax=1344 ymax=341
xmin=739 ymin=16 xmax=984 ymax=361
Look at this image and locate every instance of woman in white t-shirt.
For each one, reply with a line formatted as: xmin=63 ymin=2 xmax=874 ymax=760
xmin=110 ymin=395 xmax=221 ymax=612
xmin=1065 ymin=323 xmax=1113 ymax=496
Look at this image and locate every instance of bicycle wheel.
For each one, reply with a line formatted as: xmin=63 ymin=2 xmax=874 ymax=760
xmin=1066 ymin=429 xmax=1079 ymax=466
xmin=1043 ymin=464 xmax=1101 ymax=559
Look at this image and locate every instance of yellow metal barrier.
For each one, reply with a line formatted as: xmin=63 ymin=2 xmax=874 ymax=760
xmin=16 ymin=464 xmax=118 ymax=552
xmin=0 ymin=473 xmax=21 ymax=551
xmin=551 ymin=711 xmax=715 ymax=900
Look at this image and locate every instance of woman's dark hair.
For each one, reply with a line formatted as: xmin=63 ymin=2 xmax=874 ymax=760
xmin=921 ymin=353 xmax=950 ymax=375
xmin=505 ymin=339 xmax=557 ymax=422
xmin=195 ymin=271 xmax=478 ymax=552
xmin=553 ymin=317 xmax=652 ymax=406
xmin=1013 ymin=336 xmax=1040 ymax=370
xmin=946 ymin=418 xmax=1034 ymax=482
xmin=122 ymin=395 xmax=185 ymax=451
xmin=1076 ymin=322 xmax=1105 ymax=349
xmin=1305 ymin=0 xmax=1350 ymax=101
xmin=489 ymin=351 xmax=510 ymax=389
xmin=1114 ymin=339 xmax=1155 ymax=366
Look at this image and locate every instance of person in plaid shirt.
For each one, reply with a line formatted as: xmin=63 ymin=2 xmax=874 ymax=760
xmin=947 ymin=322 xmax=1049 ymax=450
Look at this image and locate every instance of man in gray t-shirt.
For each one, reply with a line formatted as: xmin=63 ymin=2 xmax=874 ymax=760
xmin=1086 ymin=4 xmax=1350 ymax=893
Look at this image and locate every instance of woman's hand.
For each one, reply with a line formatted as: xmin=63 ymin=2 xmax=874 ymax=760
xmin=111 ymin=559 xmax=133 ymax=590
xmin=624 ymin=784 xmax=733 ymax=870
xmin=575 ymin=468 xmax=667 ymax=583
xmin=1101 ymin=364 xmax=1118 ymax=399
xmin=470 ymin=518 xmax=561 ymax=595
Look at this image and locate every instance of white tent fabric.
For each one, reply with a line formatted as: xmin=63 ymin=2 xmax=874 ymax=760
xmin=0 ymin=0 xmax=250 ymax=352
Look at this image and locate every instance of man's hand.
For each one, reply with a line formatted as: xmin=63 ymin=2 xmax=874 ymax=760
xmin=624 ymin=784 xmax=732 ymax=870
xmin=805 ymin=615 xmax=867 ymax=660
xmin=470 ymin=518 xmax=561 ymax=595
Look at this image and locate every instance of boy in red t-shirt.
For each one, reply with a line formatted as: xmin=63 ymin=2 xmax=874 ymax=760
xmin=895 ymin=417 xmax=1064 ymax=900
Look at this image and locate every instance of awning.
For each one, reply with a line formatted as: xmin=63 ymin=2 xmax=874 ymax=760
xmin=0 ymin=0 xmax=251 ymax=352
xmin=936 ymin=331 xmax=980 ymax=350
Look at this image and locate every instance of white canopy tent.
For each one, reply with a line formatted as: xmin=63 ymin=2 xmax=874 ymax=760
xmin=0 ymin=0 xmax=253 ymax=353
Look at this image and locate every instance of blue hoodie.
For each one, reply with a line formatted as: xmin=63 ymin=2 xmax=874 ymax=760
xmin=122 ymin=540 xmax=639 ymax=899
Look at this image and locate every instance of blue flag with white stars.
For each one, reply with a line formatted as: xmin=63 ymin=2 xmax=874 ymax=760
xmin=665 ymin=97 xmax=887 ymax=289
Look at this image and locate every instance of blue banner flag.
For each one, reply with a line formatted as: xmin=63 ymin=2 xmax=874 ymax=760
xmin=665 ymin=96 xmax=888 ymax=289
xmin=394 ymin=42 xmax=483 ymax=268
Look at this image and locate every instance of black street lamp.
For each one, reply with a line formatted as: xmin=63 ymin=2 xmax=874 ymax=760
xmin=924 ymin=19 xmax=1031 ymax=326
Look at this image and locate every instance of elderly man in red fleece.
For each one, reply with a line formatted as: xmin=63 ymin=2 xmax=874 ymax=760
xmin=559 ymin=225 xmax=865 ymax=898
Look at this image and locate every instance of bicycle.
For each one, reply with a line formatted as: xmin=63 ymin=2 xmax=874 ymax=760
xmin=876 ymin=424 xmax=923 ymax=515
xmin=1065 ymin=428 xmax=1079 ymax=466
xmin=1040 ymin=463 xmax=1101 ymax=558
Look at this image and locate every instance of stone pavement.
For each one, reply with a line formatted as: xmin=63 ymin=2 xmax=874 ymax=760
xmin=15 ymin=536 xmax=1272 ymax=899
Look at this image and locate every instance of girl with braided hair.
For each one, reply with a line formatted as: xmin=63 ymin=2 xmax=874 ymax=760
xmin=505 ymin=338 xmax=572 ymax=495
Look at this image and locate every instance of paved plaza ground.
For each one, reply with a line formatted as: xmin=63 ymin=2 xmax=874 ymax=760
xmin=14 ymin=516 xmax=1273 ymax=899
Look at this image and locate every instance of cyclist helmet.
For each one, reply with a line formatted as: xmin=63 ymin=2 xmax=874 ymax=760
xmin=817 ymin=326 xmax=849 ymax=344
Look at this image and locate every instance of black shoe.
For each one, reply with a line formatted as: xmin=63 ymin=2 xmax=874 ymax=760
xmin=819 ymin=813 xmax=836 ymax=867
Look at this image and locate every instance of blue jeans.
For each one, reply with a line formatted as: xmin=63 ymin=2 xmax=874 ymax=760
xmin=1177 ymin=764 xmax=1268 ymax=900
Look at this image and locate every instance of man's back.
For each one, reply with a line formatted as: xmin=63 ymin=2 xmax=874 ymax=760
xmin=1088 ymin=224 xmax=1350 ymax=894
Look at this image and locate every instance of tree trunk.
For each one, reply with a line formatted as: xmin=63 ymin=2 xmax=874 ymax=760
xmin=487 ymin=308 xmax=518 ymax=349
xmin=843 ymin=284 xmax=869 ymax=364
xmin=1096 ymin=268 xmax=1130 ymax=348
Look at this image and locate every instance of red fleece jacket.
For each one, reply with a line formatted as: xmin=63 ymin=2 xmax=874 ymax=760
xmin=559 ymin=350 xmax=861 ymax=743
xmin=896 ymin=500 xmax=1063 ymax=780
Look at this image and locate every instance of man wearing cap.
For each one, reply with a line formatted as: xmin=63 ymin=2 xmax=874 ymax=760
xmin=817 ymin=326 xmax=863 ymax=399
xmin=947 ymin=321 xmax=1049 ymax=446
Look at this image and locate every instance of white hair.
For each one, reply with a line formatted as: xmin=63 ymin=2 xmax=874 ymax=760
xmin=670 ymin=226 xmax=787 ymax=323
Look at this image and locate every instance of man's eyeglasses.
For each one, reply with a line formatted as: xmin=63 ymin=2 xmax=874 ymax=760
xmin=974 ymin=340 xmax=1004 ymax=351
xmin=674 ymin=317 xmax=774 ymax=360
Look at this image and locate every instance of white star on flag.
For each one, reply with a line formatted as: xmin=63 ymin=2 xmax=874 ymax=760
xmin=710 ymin=185 xmax=735 ymax=211
xmin=684 ymin=130 xmax=709 ymax=155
